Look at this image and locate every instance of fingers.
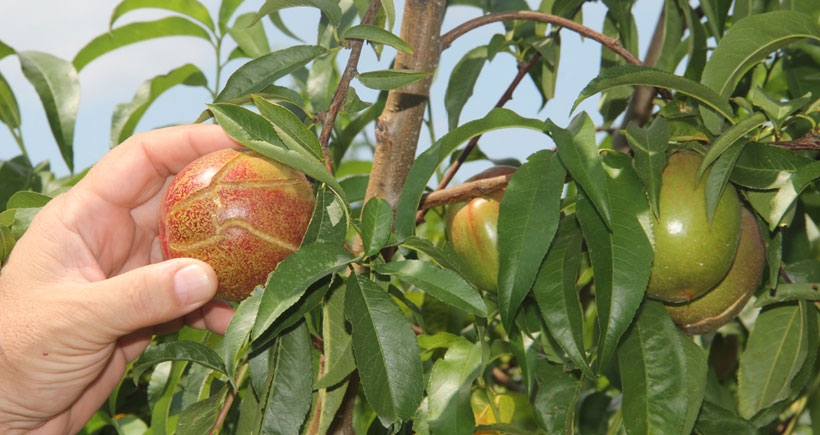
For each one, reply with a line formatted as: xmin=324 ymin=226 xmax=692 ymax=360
xmin=79 ymin=124 xmax=241 ymax=209
xmin=82 ymin=258 xmax=219 ymax=338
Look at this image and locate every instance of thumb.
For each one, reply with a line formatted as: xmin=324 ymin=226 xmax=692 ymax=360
xmin=85 ymin=258 xmax=218 ymax=336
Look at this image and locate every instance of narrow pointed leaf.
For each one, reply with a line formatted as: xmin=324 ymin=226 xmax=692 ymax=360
xmin=208 ymin=102 xmax=345 ymax=200
xmin=361 ymin=197 xmax=394 ymax=257
xmin=550 ymin=113 xmax=611 ymax=226
xmin=344 ymin=24 xmax=412 ymax=54
xmin=253 ymin=95 xmax=322 ymax=159
xmin=73 ymin=17 xmax=212 ymax=71
xmin=497 ymin=149 xmax=565 ymax=329
xmin=175 ymin=387 xmax=225 ymax=435
xmin=698 ymin=112 xmax=766 ymax=179
xmin=533 ymin=360 xmax=581 ymax=434
xmin=110 ymin=63 xmax=207 ymax=146
xmin=254 ymin=0 xmax=342 ymax=26
xmin=738 ymin=301 xmax=812 ymax=420
xmin=576 ymin=151 xmax=653 ymax=373
xmin=574 ymin=64 xmax=734 ymax=120
xmin=532 ymin=215 xmax=592 ymax=378
xmin=357 ymin=69 xmax=431 ymax=91
xmin=228 ymin=12 xmax=271 ymax=58
xmin=222 ymin=293 xmax=262 ymax=380
xmin=0 ymin=73 xmax=21 ymax=130
xmin=251 ymin=242 xmax=355 ymax=339
xmin=704 ymin=138 xmax=747 ymax=223
xmin=133 ymin=341 xmax=226 ymax=380
xmin=303 ymin=186 xmax=348 ymax=246
xmin=314 ymin=282 xmax=353 ymax=432
xmin=446 ymin=46 xmax=487 ymax=130
xmin=618 ymin=301 xmax=707 ymax=435
xmin=345 ymin=275 xmax=424 ymax=423
xmin=19 ymin=51 xmax=79 ymax=172
xmin=214 ymin=45 xmax=327 ymax=103
xmin=110 ymin=0 xmax=215 ymax=30
xmin=625 ymin=117 xmax=669 ymax=219
xmin=395 ymin=108 xmax=548 ymax=240
xmin=701 ymin=10 xmax=820 ymax=98
xmin=427 ymin=338 xmax=483 ymax=435
xmin=375 ymin=260 xmax=487 ymax=317
xmin=261 ymin=321 xmax=313 ymax=435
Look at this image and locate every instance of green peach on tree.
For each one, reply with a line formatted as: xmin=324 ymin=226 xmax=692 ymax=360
xmin=158 ymin=148 xmax=316 ymax=301
xmin=646 ymin=151 xmax=742 ymax=303
xmin=444 ymin=166 xmax=517 ymax=293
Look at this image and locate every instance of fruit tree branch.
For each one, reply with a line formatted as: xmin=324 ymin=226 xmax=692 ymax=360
xmin=418 ymin=173 xmax=513 ymax=213
xmin=316 ymin=0 xmax=382 ymax=173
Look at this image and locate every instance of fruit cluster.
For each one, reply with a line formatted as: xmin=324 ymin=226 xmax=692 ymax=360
xmin=444 ymin=151 xmax=765 ymax=334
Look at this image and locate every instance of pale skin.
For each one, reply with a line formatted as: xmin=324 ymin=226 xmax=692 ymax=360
xmin=0 ymin=124 xmax=239 ymax=434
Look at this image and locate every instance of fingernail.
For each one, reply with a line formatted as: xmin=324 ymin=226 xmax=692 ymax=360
xmin=174 ymin=264 xmax=214 ymax=307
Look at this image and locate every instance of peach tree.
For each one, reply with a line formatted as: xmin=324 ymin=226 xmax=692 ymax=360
xmin=3 ymin=0 xmax=820 ymax=433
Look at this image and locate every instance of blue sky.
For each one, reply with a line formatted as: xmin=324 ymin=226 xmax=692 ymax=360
xmin=0 ymin=1 xmax=662 ymax=179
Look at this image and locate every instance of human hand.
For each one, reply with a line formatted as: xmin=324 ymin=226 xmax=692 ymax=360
xmin=0 ymin=124 xmax=239 ymax=434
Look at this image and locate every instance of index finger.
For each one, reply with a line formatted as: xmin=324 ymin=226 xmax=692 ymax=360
xmin=79 ymin=124 xmax=241 ymax=209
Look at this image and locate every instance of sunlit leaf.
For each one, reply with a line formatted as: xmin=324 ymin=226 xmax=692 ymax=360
xmin=214 ymin=45 xmax=327 ymax=103
xmin=0 ymin=225 xmax=15 ymax=264
xmin=73 ymin=17 xmax=212 ymax=71
xmin=618 ymin=300 xmax=707 ymax=435
xmin=110 ymin=63 xmax=207 ymax=147
xmin=252 ymin=95 xmax=322 ymax=160
xmin=576 ymin=151 xmax=652 ymax=373
xmin=228 ymin=12 xmax=271 ymax=58
xmin=701 ymin=10 xmax=820 ymax=98
xmin=426 ymin=338 xmax=483 ymax=435
xmin=253 ymin=0 xmax=342 ymax=26
xmin=303 ymin=186 xmax=348 ymax=246
xmin=375 ymin=260 xmax=487 ymax=317
xmin=497 ymin=149 xmax=565 ymax=329
xmin=345 ymin=274 xmax=424 ymax=423
xmin=18 ymin=51 xmax=79 ymax=173
xmin=344 ymin=24 xmax=413 ymax=54
xmin=110 ymin=0 xmax=215 ymax=30
xmin=0 ymin=73 xmax=21 ymax=131
xmin=574 ymin=64 xmax=734 ymax=121
xmin=357 ymin=69 xmax=432 ymax=90
xmin=251 ymin=242 xmax=355 ymax=339
xmin=698 ymin=112 xmax=766 ymax=179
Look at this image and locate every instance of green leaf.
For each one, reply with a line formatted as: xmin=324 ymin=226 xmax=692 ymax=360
xmin=18 ymin=51 xmax=79 ymax=173
xmin=0 ymin=73 xmax=21 ymax=131
xmin=748 ymin=86 xmax=812 ymax=129
xmin=6 ymin=191 xmax=51 ymax=209
xmin=755 ymin=283 xmax=820 ymax=307
xmin=399 ymin=236 xmax=462 ymax=272
xmin=303 ymin=186 xmax=348 ymax=246
xmin=314 ymin=283 xmax=353 ymax=432
xmin=497 ymin=149 xmax=565 ymax=329
xmin=625 ymin=117 xmax=669 ymax=219
xmin=426 ymin=338 xmax=483 ymax=435
xmin=132 ymin=341 xmax=226 ymax=381
xmin=207 ymin=102 xmax=346 ymax=200
xmin=574 ymin=64 xmax=734 ymax=121
xmin=345 ymin=275 xmax=424 ymax=423
xmin=550 ymin=113 xmax=611 ymax=227
xmin=701 ymin=10 xmax=820 ymax=98
xmin=738 ymin=301 xmax=813 ymax=421
xmin=0 ymin=40 xmax=13 ymax=60
xmin=618 ymin=300 xmax=707 ymax=435
xmin=694 ymin=401 xmax=758 ymax=435
xmin=228 ymin=12 xmax=271 ymax=58
xmin=533 ymin=360 xmax=581 ymax=434
xmin=445 ymin=46 xmax=487 ymax=130
xmin=730 ymin=141 xmax=811 ymax=190
xmin=222 ymin=292 xmax=262 ymax=380
xmin=214 ymin=45 xmax=327 ymax=103
xmin=361 ymin=197 xmax=394 ymax=257
xmin=110 ymin=0 xmax=215 ymax=30
xmin=704 ymin=138 xmax=747 ymax=223
xmin=110 ymin=63 xmax=207 ymax=146
xmin=254 ymin=0 xmax=342 ymax=27
xmin=0 ymin=224 xmax=15 ymax=264
xmin=532 ymin=215 xmax=592 ymax=378
xmin=375 ymin=260 xmax=487 ymax=317
xmin=73 ymin=17 xmax=212 ymax=71
xmin=698 ymin=112 xmax=766 ymax=179
xmin=252 ymin=95 xmax=323 ymax=160
xmin=218 ymin=0 xmax=244 ymax=33
xmin=344 ymin=24 xmax=413 ymax=54
xmin=260 ymin=321 xmax=313 ymax=435
xmin=357 ymin=69 xmax=431 ymax=91
xmin=251 ymin=242 xmax=355 ymax=339
xmin=576 ymin=150 xmax=653 ymax=373
xmin=175 ymin=387 xmax=225 ymax=435
xmin=395 ymin=108 xmax=547 ymax=240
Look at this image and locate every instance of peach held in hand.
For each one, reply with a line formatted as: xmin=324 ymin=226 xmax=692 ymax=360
xmin=158 ymin=148 xmax=315 ymax=301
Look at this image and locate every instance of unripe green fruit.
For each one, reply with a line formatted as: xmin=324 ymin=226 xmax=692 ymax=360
xmin=666 ymin=208 xmax=765 ymax=334
xmin=647 ymin=151 xmax=742 ymax=303
xmin=158 ymin=148 xmax=315 ymax=301
xmin=444 ymin=166 xmax=517 ymax=292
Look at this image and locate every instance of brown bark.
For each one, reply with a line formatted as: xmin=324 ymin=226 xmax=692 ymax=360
xmin=364 ymin=0 xmax=448 ymax=211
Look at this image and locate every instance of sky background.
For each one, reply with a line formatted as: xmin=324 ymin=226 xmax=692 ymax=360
xmin=0 ymin=1 xmax=663 ymax=179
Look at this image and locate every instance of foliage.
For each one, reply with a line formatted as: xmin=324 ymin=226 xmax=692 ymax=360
xmin=4 ymin=0 xmax=820 ymax=433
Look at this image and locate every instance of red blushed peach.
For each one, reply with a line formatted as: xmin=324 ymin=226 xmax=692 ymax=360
xmin=158 ymin=148 xmax=315 ymax=301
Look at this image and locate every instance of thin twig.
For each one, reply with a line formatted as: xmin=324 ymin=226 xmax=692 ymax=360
xmin=418 ymin=173 xmax=513 ymax=212
xmin=316 ymin=0 xmax=383 ymax=173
